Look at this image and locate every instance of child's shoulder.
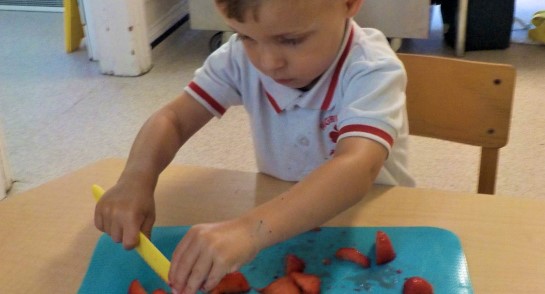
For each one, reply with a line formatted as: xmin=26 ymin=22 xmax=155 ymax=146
xmin=349 ymin=26 xmax=400 ymax=63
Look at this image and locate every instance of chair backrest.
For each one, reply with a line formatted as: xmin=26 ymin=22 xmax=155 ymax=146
xmin=397 ymin=53 xmax=516 ymax=194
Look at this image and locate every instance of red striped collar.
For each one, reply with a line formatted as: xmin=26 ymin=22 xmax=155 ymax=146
xmin=262 ymin=22 xmax=355 ymax=113
xmin=320 ymin=25 xmax=354 ymax=111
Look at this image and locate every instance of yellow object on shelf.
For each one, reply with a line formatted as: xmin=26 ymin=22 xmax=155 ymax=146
xmin=529 ymin=10 xmax=545 ymax=44
xmin=63 ymin=0 xmax=84 ymax=53
xmin=91 ymin=185 xmax=172 ymax=283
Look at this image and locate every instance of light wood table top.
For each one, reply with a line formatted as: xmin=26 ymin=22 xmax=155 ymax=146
xmin=1 ymin=158 xmax=544 ymax=293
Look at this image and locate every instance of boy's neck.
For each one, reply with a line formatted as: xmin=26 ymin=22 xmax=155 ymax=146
xmin=297 ymin=77 xmax=320 ymax=92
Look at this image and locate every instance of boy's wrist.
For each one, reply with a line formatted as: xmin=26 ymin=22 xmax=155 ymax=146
xmin=237 ymin=209 xmax=287 ymax=255
xmin=117 ymin=167 xmax=158 ymax=193
xmin=235 ymin=214 xmax=269 ymax=254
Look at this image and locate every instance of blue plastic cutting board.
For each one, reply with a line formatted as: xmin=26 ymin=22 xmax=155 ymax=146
xmin=79 ymin=226 xmax=473 ymax=293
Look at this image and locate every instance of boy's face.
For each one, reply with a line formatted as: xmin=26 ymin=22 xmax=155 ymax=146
xmin=218 ymin=0 xmax=362 ymax=89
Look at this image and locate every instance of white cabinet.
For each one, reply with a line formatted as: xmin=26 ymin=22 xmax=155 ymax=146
xmin=189 ymin=0 xmax=430 ymax=39
xmin=79 ymin=0 xmax=429 ymax=76
xmin=79 ymin=0 xmax=189 ymax=76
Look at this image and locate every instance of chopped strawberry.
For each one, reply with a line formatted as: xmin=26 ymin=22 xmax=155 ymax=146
xmin=128 ymin=279 xmax=148 ymax=294
xmin=258 ymin=276 xmax=301 ymax=294
xmin=376 ymin=230 xmax=396 ymax=265
xmin=285 ymin=253 xmax=306 ymax=274
xmin=403 ymin=277 xmax=434 ymax=294
xmin=335 ymin=247 xmax=371 ymax=268
xmin=151 ymin=289 xmax=168 ymax=294
xmin=209 ymin=271 xmax=251 ymax=294
xmin=289 ymin=272 xmax=320 ymax=294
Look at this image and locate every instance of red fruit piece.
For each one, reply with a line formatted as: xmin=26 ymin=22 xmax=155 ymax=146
xmin=209 ymin=271 xmax=251 ymax=294
xmin=151 ymin=289 xmax=168 ymax=294
xmin=335 ymin=247 xmax=371 ymax=268
xmin=376 ymin=230 xmax=396 ymax=265
xmin=403 ymin=277 xmax=434 ymax=294
xmin=128 ymin=279 xmax=148 ymax=294
xmin=289 ymin=272 xmax=320 ymax=294
xmin=258 ymin=276 xmax=301 ymax=294
xmin=285 ymin=253 xmax=306 ymax=274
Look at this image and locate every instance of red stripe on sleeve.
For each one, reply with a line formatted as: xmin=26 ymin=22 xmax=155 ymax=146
xmin=187 ymin=81 xmax=226 ymax=115
xmin=339 ymin=124 xmax=394 ymax=147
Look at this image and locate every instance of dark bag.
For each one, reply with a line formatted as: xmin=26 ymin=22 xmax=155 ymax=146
xmin=440 ymin=0 xmax=515 ymax=51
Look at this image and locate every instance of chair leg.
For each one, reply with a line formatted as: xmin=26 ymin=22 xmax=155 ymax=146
xmin=478 ymin=148 xmax=499 ymax=194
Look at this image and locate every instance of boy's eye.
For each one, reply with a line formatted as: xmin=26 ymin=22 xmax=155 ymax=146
xmin=279 ymin=37 xmax=303 ymax=46
xmin=236 ymin=34 xmax=253 ymax=42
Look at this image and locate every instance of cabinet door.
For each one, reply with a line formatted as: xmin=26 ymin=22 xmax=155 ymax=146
xmin=356 ymin=0 xmax=430 ymax=39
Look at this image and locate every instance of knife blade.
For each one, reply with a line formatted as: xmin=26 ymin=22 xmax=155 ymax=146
xmin=92 ymin=184 xmax=171 ymax=283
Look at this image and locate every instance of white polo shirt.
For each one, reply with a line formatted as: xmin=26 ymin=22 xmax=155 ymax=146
xmin=185 ymin=21 xmax=415 ymax=186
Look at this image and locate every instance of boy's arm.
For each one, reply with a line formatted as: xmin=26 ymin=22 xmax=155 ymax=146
xmin=94 ymin=91 xmax=213 ymax=248
xmin=245 ymin=136 xmax=387 ymax=249
xmin=121 ymin=91 xmax=213 ymax=188
xmin=169 ymin=136 xmax=387 ymax=293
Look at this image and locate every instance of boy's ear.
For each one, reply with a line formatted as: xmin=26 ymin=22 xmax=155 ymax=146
xmin=345 ymin=0 xmax=364 ymax=18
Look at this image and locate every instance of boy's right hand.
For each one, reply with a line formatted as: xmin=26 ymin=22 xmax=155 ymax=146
xmin=94 ymin=182 xmax=156 ymax=250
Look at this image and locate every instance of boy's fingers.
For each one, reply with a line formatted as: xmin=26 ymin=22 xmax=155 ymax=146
xmin=202 ymin=263 xmax=226 ymax=292
xmin=184 ymin=255 xmax=213 ymax=294
xmin=110 ymin=222 xmax=123 ymax=243
xmin=122 ymin=224 xmax=141 ymax=249
xmin=141 ymin=215 xmax=155 ymax=239
xmin=169 ymin=240 xmax=198 ymax=290
xmin=94 ymin=212 xmax=104 ymax=232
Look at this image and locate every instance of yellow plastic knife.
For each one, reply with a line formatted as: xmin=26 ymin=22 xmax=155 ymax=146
xmin=92 ymin=184 xmax=171 ymax=283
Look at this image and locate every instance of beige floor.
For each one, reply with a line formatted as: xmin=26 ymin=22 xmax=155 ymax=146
xmin=1 ymin=2 xmax=544 ymax=198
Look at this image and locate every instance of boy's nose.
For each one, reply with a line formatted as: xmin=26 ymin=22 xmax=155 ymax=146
xmin=259 ymin=48 xmax=285 ymax=73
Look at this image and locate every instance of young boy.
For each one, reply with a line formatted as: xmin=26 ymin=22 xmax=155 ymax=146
xmin=94 ymin=0 xmax=414 ymax=293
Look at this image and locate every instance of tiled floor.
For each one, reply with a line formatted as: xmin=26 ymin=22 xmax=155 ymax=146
xmin=1 ymin=1 xmax=544 ymax=197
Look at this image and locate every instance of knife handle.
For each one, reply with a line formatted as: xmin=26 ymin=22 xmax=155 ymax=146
xmin=92 ymin=184 xmax=171 ymax=283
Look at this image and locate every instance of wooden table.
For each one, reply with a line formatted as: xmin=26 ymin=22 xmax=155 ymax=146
xmin=1 ymin=158 xmax=544 ymax=293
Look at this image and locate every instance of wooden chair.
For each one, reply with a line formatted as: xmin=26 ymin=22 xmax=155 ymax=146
xmin=397 ymin=53 xmax=516 ymax=194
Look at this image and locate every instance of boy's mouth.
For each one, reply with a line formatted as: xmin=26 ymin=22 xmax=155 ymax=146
xmin=274 ymin=78 xmax=294 ymax=85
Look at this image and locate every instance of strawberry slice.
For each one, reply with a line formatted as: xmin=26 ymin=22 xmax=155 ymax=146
xmin=335 ymin=247 xmax=371 ymax=268
xmin=128 ymin=279 xmax=148 ymax=294
xmin=289 ymin=272 xmax=320 ymax=294
xmin=285 ymin=253 xmax=306 ymax=274
xmin=258 ymin=276 xmax=301 ymax=294
xmin=376 ymin=230 xmax=396 ymax=265
xmin=209 ymin=271 xmax=251 ymax=294
xmin=151 ymin=289 xmax=168 ymax=294
xmin=403 ymin=276 xmax=434 ymax=294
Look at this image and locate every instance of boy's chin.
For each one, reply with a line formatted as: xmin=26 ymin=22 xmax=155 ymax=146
xmin=278 ymin=78 xmax=318 ymax=89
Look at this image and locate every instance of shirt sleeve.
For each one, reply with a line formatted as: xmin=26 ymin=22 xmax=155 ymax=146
xmin=184 ymin=35 xmax=244 ymax=117
xmin=336 ymin=34 xmax=408 ymax=153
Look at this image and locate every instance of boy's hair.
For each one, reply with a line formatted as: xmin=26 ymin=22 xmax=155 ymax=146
xmin=215 ymin=0 xmax=263 ymax=22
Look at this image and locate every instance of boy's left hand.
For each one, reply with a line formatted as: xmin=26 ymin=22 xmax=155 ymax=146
xmin=168 ymin=219 xmax=259 ymax=294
